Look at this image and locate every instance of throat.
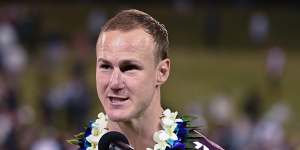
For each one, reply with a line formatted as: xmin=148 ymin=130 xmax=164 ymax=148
xmin=132 ymin=138 xmax=155 ymax=150
xmin=107 ymin=116 xmax=161 ymax=149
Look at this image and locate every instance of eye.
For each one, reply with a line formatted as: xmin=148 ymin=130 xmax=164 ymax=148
xmin=99 ymin=64 xmax=112 ymax=70
xmin=120 ymin=64 xmax=140 ymax=72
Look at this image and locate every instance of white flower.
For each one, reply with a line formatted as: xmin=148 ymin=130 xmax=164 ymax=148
xmin=85 ymin=113 xmax=108 ymax=149
xmin=93 ymin=119 xmax=107 ymax=128
xmin=150 ymin=108 xmax=181 ymax=150
xmin=154 ymin=128 xmax=177 ymax=142
xmin=97 ymin=112 xmax=106 ymax=119
xmin=161 ymin=117 xmax=175 ymax=126
xmin=152 ymin=130 xmax=177 ymax=148
xmin=152 ymin=131 xmax=170 ymax=150
xmin=83 ymin=109 xmax=182 ymax=150
xmin=91 ymin=127 xmax=107 ymax=137
xmin=161 ymin=119 xmax=177 ymax=132
xmin=87 ymin=147 xmax=98 ymax=150
xmin=90 ymin=112 xmax=108 ymax=138
xmin=93 ymin=113 xmax=108 ymax=129
xmin=86 ymin=134 xmax=101 ymax=145
xmin=153 ymin=142 xmax=169 ymax=150
xmin=161 ymin=108 xmax=179 ymax=135
xmin=153 ymin=130 xmax=169 ymax=143
xmin=165 ymin=129 xmax=178 ymax=141
xmin=163 ymin=109 xmax=178 ymax=120
xmin=175 ymin=118 xmax=183 ymax=123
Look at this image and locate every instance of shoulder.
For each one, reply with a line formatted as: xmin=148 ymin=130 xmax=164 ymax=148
xmin=191 ymin=130 xmax=224 ymax=150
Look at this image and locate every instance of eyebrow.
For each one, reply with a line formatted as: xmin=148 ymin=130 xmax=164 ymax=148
xmin=97 ymin=58 xmax=141 ymax=66
xmin=119 ymin=60 xmax=141 ymax=65
xmin=97 ymin=58 xmax=110 ymax=64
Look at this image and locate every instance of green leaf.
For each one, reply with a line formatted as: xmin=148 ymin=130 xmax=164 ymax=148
xmin=67 ymin=139 xmax=81 ymax=145
xmin=74 ymin=132 xmax=85 ymax=138
xmin=181 ymin=115 xmax=197 ymax=122
xmin=184 ymin=139 xmax=198 ymax=149
xmin=187 ymin=125 xmax=203 ymax=128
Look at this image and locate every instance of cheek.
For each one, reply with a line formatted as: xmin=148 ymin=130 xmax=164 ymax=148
xmin=96 ymin=72 xmax=110 ymax=94
xmin=126 ymin=72 xmax=156 ymax=95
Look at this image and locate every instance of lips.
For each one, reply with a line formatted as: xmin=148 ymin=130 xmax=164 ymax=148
xmin=108 ymin=96 xmax=129 ymax=104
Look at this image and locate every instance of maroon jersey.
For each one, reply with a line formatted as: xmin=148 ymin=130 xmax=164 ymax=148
xmin=190 ymin=130 xmax=224 ymax=150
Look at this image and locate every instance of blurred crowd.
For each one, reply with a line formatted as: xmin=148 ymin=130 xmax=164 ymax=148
xmin=0 ymin=5 xmax=98 ymax=150
xmin=0 ymin=3 xmax=298 ymax=150
xmin=184 ymin=89 xmax=294 ymax=150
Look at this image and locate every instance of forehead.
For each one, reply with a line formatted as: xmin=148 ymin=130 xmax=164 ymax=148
xmin=96 ymin=29 xmax=156 ymax=59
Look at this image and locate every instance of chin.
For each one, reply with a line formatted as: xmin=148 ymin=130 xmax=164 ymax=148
xmin=107 ymin=110 xmax=131 ymax=122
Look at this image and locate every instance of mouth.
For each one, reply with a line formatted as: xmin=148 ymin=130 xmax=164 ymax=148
xmin=108 ymin=96 xmax=129 ymax=105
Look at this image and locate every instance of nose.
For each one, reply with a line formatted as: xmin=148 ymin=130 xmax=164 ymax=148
xmin=109 ymin=69 xmax=125 ymax=91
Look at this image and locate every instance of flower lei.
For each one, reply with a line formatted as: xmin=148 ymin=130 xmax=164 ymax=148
xmin=68 ymin=109 xmax=200 ymax=150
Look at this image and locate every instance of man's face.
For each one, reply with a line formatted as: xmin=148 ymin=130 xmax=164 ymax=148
xmin=96 ymin=28 xmax=162 ymax=122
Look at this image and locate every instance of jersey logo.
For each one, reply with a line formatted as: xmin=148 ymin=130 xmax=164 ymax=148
xmin=193 ymin=141 xmax=209 ymax=150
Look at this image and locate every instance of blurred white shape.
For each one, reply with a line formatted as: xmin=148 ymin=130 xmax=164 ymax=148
xmin=48 ymin=85 xmax=69 ymax=110
xmin=253 ymin=102 xmax=290 ymax=149
xmin=209 ymin=94 xmax=233 ymax=124
xmin=31 ymin=136 xmax=60 ymax=150
xmin=249 ymin=11 xmax=269 ymax=45
xmin=266 ymin=46 xmax=286 ymax=78
xmin=0 ymin=114 xmax=12 ymax=144
xmin=0 ymin=22 xmax=17 ymax=47
xmin=0 ymin=22 xmax=27 ymax=75
xmin=1 ymin=44 xmax=27 ymax=74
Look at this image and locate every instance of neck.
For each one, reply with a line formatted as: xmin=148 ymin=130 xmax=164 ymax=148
xmin=107 ymin=89 xmax=163 ymax=149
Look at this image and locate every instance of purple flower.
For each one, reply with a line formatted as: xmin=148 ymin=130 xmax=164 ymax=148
xmin=80 ymin=121 xmax=93 ymax=149
xmin=175 ymin=121 xmax=188 ymax=141
xmin=170 ymin=140 xmax=186 ymax=150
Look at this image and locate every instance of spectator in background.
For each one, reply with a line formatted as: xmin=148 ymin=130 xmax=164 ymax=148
xmin=13 ymin=7 xmax=42 ymax=53
xmin=266 ymin=46 xmax=286 ymax=94
xmin=0 ymin=8 xmax=27 ymax=78
xmin=39 ymin=62 xmax=90 ymax=130
xmin=0 ymin=9 xmax=27 ymax=149
xmin=249 ymin=11 xmax=269 ymax=47
xmin=208 ymin=93 xmax=234 ymax=149
xmin=31 ymin=128 xmax=63 ymax=150
xmin=0 ymin=67 xmax=20 ymax=150
xmin=87 ymin=9 xmax=107 ymax=43
xmin=243 ymin=88 xmax=262 ymax=124
xmin=42 ymin=32 xmax=68 ymax=71
xmin=65 ymin=62 xmax=91 ymax=130
xmin=252 ymin=101 xmax=291 ymax=150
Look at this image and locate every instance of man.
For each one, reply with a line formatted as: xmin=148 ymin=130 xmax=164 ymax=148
xmin=96 ymin=9 xmax=171 ymax=150
xmin=71 ymin=9 xmax=223 ymax=150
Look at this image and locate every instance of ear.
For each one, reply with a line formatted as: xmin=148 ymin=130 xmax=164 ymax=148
xmin=156 ymin=58 xmax=171 ymax=86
